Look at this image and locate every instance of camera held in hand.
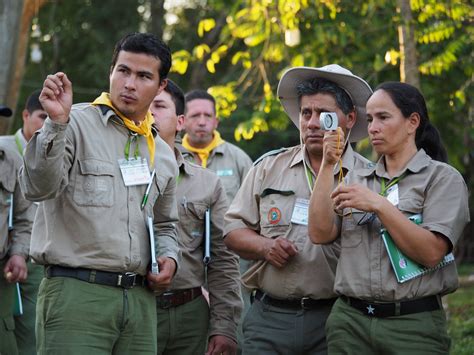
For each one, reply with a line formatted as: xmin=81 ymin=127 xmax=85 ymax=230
xmin=319 ymin=112 xmax=338 ymax=131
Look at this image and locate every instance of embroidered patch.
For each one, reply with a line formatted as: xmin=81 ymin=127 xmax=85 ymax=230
xmin=268 ymin=207 xmax=282 ymax=225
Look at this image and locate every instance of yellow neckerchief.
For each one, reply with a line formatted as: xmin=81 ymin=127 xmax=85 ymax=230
xmin=182 ymin=130 xmax=225 ymax=168
xmin=92 ymin=92 xmax=155 ymax=165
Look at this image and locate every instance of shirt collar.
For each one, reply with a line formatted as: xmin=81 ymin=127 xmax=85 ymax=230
xmin=174 ymin=147 xmax=194 ymax=177
xmin=361 ymin=149 xmax=431 ymax=179
xmin=289 ymin=143 xmax=356 ymax=176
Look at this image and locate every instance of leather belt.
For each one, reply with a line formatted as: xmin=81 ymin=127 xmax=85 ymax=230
xmin=341 ymin=295 xmax=441 ymax=318
xmin=254 ymin=289 xmax=337 ymax=310
xmin=45 ymin=265 xmax=146 ymax=289
xmin=156 ymin=287 xmax=203 ymax=309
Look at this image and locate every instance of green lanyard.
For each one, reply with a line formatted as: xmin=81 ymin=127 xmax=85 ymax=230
xmin=124 ymin=133 xmax=140 ymax=160
xmin=305 ymin=165 xmax=315 ymax=189
xmin=14 ymin=131 xmax=24 ymax=156
xmin=380 ymin=173 xmax=405 ymax=196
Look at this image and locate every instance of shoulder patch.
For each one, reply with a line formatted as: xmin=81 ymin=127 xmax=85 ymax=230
xmin=253 ymin=147 xmax=289 ymax=166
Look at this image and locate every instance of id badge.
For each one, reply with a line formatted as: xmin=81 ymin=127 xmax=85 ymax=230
xmin=118 ymin=157 xmax=150 ymax=186
xmin=290 ymin=198 xmax=309 ymax=226
xmin=386 ymin=184 xmax=399 ymax=206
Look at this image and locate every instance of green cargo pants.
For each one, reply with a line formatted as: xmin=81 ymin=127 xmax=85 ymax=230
xmin=36 ymin=276 xmax=157 ymax=355
xmin=325 ymin=298 xmax=451 ymax=355
xmin=14 ymin=260 xmax=43 ymax=355
xmin=156 ymin=294 xmax=209 ymax=355
xmin=0 ymin=258 xmax=18 ymax=355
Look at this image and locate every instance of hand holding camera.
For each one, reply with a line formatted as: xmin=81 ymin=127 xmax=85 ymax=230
xmin=321 ymin=112 xmax=344 ymax=166
xmin=320 ymin=112 xmax=338 ymax=131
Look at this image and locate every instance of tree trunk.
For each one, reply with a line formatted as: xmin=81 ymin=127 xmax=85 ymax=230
xmin=397 ymin=0 xmax=420 ymax=88
xmin=0 ymin=0 xmax=46 ymax=135
xmin=149 ymin=0 xmax=164 ymax=40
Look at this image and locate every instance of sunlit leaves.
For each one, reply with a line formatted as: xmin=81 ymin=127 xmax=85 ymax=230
xmin=193 ymin=44 xmax=211 ymax=60
xmin=170 ymin=50 xmax=191 ymax=74
xmin=208 ymin=83 xmax=238 ymax=118
xmin=205 ymin=45 xmax=228 ymax=73
xmin=234 ymin=115 xmax=269 ymax=141
xmin=417 ymin=23 xmax=456 ymax=44
xmin=198 ymin=18 xmax=216 ymax=37
xmin=231 ymin=51 xmax=252 ymax=69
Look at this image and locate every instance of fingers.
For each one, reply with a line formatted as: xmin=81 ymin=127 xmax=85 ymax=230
xmin=323 ymin=129 xmax=345 ymax=165
xmin=43 ymin=72 xmax=66 ymax=97
xmin=265 ymin=238 xmax=298 ymax=268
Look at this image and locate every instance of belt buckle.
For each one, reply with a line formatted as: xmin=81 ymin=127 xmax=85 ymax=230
xmin=159 ymin=291 xmax=174 ymax=309
xmin=117 ymin=272 xmax=137 ymax=289
xmin=300 ymin=297 xmax=311 ymax=310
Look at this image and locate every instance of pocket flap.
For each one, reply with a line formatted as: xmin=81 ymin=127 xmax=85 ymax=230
xmin=79 ymin=159 xmax=114 ymax=176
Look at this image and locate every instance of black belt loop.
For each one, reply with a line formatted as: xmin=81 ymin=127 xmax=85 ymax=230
xmin=45 ymin=265 xmax=145 ymax=289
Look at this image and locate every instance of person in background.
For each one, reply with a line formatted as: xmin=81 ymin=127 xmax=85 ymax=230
xmin=181 ymin=89 xmax=253 ymax=351
xmin=19 ymin=32 xmax=180 ymax=354
xmin=1 ymin=90 xmax=46 ymax=355
xmin=224 ymin=64 xmax=373 ymax=354
xmin=308 ymin=81 xmax=470 ymax=354
xmin=150 ymin=79 xmax=242 ymax=355
xmin=0 ymin=105 xmax=35 ymax=355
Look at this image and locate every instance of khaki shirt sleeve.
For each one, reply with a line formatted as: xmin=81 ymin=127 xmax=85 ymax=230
xmin=237 ymin=150 xmax=252 ymax=186
xmin=153 ymin=165 xmax=180 ymax=265
xmin=9 ymin=177 xmax=35 ymax=258
xmin=19 ymin=118 xmax=73 ymax=201
xmin=422 ymin=165 xmax=470 ymax=246
xmin=224 ymin=164 xmax=262 ymax=235
xmin=207 ymin=178 xmax=242 ymax=342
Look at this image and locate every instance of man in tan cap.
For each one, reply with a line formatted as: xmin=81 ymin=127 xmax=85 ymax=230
xmin=224 ymin=64 xmax=373 ymax=354
xmin=0 ymin=105 xmax=35 ymax=355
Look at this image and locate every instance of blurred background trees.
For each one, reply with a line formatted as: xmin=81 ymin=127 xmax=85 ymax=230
xmin=0 ymin=0 xmax=472 ymax=259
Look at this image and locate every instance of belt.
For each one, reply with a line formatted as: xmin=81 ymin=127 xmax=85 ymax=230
xmin=45 ymin=265 xmax=146 ymax=289
xmin=254 ymin=289 xmax=337 ymax=310
xmin=341 ymin=295 xmax=441 ymax=318
xmin=156 ymin=287 xmax=202 ymax=309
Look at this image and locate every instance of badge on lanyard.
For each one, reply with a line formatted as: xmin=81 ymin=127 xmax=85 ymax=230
xmin=118 ymin=157 xmax=150 ymax=186
xmin=290 ymin=198 xmax=309 ymax=226
xmin=386 ymin=184 xmax=399 ymax=206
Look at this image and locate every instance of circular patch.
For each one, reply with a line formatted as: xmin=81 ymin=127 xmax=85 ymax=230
xmin=268 ymin=207 xmax=282 ymax=225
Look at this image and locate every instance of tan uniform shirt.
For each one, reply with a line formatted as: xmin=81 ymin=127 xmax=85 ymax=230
xmin=172 ymin=150 xmax=242 ymax=341
xmin=0 ymin=140 xmax=34 ymax=259
xmin=224 ymin=144 xmax=371 ymax=300
xmin=180 ymin=141 xmax=252 ymax=203
xmin=335 ymin=149 xmax=470 ymax=301
xmin=19 ymin=103 xmax=180 ymax=275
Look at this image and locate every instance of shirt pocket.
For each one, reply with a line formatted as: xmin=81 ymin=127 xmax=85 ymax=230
xmin=259 ymin=190 xmax=293 ymax=239
xmin=397 ymin=197 xmax=424 ymax=216
xmin=73 ymin=159 xmax=115 ymax=207
xmin=341 ymin=208 xmax=364 ymax=248
xmin=179 ymin=201 xmax=208 ymax=249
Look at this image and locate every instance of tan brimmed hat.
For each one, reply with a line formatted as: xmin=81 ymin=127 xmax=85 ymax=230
xmin=277 ymin=64 xmax=372 ymax=142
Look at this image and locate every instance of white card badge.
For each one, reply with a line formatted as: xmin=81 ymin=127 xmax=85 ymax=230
xmin=118 ymin=158 xmax=150 ymax=186
xmin=386 ymin=184 xmax=399 ymax=206
xmin=291 ymin=198 xmax=309 ymax=226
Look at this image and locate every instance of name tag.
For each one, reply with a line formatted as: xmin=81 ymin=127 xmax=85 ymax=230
xmin=118 ymin=158 xmax=150 ymax=186
xmin=216 ymin=169 xmax=233 ymax=177
xmin=386 ymin=184 xmax=399 ymax=206
xmin=291 ymin=198 xmax=309 ymax=226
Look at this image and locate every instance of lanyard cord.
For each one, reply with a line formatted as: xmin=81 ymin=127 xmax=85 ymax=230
xmin=124 ymin=133 xmax=140 ymax=160
xmin=380 ymin=173 xmax=406 ymax=196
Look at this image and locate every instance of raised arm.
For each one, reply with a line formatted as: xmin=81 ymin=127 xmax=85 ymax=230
xmin=308 ymin=128 xmax=344 ymax=244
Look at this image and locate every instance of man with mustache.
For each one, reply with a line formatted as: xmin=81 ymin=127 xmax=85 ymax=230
xmin=224 ymin=65 xmax=373 ymax=354
xmin=19 ymin=33 xmax=179 ymax=354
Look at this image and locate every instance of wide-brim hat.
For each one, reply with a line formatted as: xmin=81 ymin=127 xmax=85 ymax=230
xmin=0 ymin=105 xmax=12 ymax=117
xmin=277 ymin=64 xmax=372 ymax=142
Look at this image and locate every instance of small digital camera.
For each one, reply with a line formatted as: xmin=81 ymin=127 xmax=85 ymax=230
xmin=319 ymin=112 xmax=338 ymax=131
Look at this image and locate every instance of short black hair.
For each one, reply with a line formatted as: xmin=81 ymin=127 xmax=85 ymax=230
xmin=184 ymin=89 xmax=216 ymax=114
xmin=296 ymin=78 xmax=354 ymax=114
xmin=25 ymin=90 xmax=43 ymax=113
xmin=110 ymin=32 xmax=172 ymax=83
xmin=164 ymin=80 xmax=185 ymax=116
